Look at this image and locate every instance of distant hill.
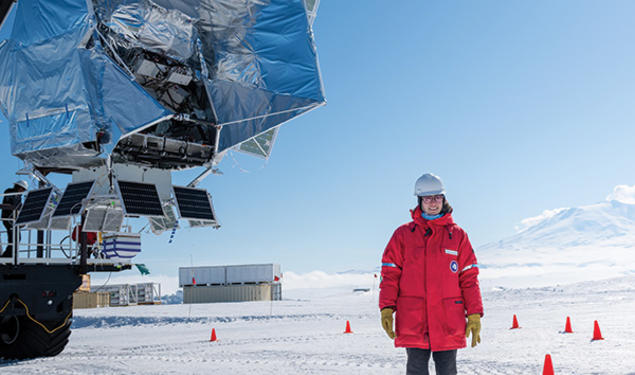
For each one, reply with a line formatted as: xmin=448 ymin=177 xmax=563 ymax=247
xmin=477 ymin=199 xmax=635 ymax=287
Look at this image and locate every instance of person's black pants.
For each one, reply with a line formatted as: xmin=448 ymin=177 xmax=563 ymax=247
xmin=2 ymin=220 xmax=16 ymax=258
xmin=406 ymin=348 xmax=457 ymax=375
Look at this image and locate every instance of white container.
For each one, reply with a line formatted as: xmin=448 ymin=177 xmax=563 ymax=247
xmin=102 ymin=233 xmax=141 ymax=261
xmin=178 ymin=264 xmax=281 ymax=287
xmin=179 ymin=266 xmax=225 ymax=286
xmin=226 ymin=264 xmax=280 ymax=284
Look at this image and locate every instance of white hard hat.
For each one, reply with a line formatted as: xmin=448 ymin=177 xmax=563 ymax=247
xmin=414 ymin=173 xmax=445 ymax=196
xmin=15 ymin=180 xmax=28 ymax=190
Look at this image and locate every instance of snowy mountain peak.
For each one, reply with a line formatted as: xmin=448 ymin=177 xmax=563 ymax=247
xmin=486 ymin=196 xmax=635 ymax=251
xmin=477 ymin=185 xmax=635 ymax=288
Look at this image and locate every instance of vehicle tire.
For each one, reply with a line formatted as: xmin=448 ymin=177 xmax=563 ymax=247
xmin=0 ymin=314 xmax=72 ymax=360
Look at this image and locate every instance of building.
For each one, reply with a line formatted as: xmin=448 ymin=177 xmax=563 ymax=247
xmin=94 ymin=282 xmax=161 ymax=306
xmin=179 ymin=264 xmax=282 ymax=304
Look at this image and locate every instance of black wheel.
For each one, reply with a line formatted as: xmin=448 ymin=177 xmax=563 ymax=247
xmin=0 ymin=314 xmax=72 ymax=360
xmin=0 ymin=315 xmax=20 ymax=345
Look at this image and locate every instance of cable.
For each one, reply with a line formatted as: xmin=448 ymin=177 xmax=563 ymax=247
xmin=58 ymin=235 xmax=71 ymax=258
xmin=90 ymin=272 xmax=112 ymax=292
xmin=0 ymin=299 xmax=10 ymax=314
xmin=18 ymin=298 xmax=71 ymax=334
xmin=0 ymin=298 xmax=71 ymax=335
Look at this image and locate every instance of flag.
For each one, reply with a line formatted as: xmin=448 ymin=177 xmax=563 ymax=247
xmin=274 ymin=275 xmax=280 ymax=282
xmin=192 ymin=276 xmax=196 ymax=285
xmin=135 ymin=264 xmax=150 ymax=275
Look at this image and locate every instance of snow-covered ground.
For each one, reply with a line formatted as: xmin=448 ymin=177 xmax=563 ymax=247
xmin=4 ymin=190 xmax=635 ymax=374
xmin=2 ymin=275 xmax=634 ymax=374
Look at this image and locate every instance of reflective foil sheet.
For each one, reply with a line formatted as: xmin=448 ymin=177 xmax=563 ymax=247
xmin=0 ymin=0 xmax=325 ymax=169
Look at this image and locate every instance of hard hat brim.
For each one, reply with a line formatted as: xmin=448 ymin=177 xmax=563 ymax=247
xmin=414 ymin=189 xmax=446 ymax=197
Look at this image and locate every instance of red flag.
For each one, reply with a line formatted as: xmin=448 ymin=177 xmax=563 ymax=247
xmin=192 ymin=277 xmax=196 ymax=285
xmin=274 ymin=276 xmax=280 ymax=282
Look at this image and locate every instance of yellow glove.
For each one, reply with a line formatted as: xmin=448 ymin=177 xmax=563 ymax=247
xmin=465 ymin=313 xmax=481 ymax=347
xmin=381 ymin=307 xmax=395 ymax=339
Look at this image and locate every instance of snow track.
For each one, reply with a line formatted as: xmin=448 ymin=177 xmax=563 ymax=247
xmin=3 ymin=276 xmax=635 ymax=374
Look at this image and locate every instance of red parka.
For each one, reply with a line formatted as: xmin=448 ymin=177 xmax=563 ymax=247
xmin=379 ymin=207 xmax=483 ymax=351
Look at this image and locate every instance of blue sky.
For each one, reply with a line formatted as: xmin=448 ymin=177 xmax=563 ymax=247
xmin=2 ymin=1 xmax=635 ymax=277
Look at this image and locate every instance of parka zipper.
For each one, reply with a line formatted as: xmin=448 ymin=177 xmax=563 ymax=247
xmin=423 ymin=226 xmax=431 ymax=349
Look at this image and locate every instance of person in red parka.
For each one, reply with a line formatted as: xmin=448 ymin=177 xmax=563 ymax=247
xmin=379 ymin=173 xmax=483 ymax=375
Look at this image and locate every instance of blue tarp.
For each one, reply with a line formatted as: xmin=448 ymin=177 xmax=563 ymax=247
xmin=0 ymin=0 xmax=325 ymax=167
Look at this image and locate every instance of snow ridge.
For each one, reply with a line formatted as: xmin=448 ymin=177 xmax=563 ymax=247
xmin=71 ymin=313 xmax=337 ymax=329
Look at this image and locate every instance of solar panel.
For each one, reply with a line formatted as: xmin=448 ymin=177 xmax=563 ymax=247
xmin=84 ymin=207 xmax=105 ymax=232
xmin=25 ymin=191 xmax=60 ymax=230
xmin=53 ymin=181 xmax=94 ymax=217
xmin=173 ymin=186 xmax=216 ymax=221
xmin=103 ymin=209 xmax=124 ymax=232
xmin=83 ymin=199 xmax=124 ymax=232
xmin=49 ymin=216 xmax=71 ymax=231
xmin=16 ymin=188 xmax=53 ymax=225
xmin=84 ymin=207 xmax=124 ymax=233
xmin=117 ymin=180 xmax=164 ymax=217
xmin=149 ymin=203 xmax=179 ymax=235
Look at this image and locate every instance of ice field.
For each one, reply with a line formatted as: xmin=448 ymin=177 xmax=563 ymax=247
xmin=5 ymin=192 xmax=635 ymax=374
xmin=2 ymin=274 xmax=634 ymax=374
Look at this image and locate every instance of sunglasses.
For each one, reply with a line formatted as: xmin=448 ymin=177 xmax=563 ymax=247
xmin=421 ymin=195 xmax=444 ymax=203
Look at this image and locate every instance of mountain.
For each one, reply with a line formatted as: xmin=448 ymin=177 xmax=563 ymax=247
xmin=477 ymin=199 xmax=635 ymax=288
xmin=483 ymin=200 xmax=635 ymax=250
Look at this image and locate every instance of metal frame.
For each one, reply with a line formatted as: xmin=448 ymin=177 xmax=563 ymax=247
xmin=187 ymin=166 xmax=223 ymax=188
xmin=98 ymin=282 xmax=161 ymax=306
xmin=230 ymin=101 xmax=324 ymax=160
xmin=0 ymin=224 xmax=133 ymax=269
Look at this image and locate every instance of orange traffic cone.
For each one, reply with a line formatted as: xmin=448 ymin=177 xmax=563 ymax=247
xmin=564 ymin=316 xmax=573 ymax=333
xmin=592 ymin=320 xmax=604 ymax=341
xmin=542 ymin=354 xmax=554 ymax=375
xmin=510 ymin=314 xmax=520 ymax=329
xmin=210 ymin=328 xmax=217 ymax=342
xmin=344 ymin=320 xmax=353 ymax=334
